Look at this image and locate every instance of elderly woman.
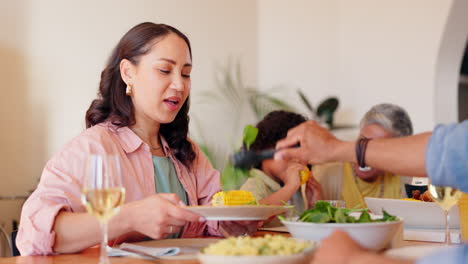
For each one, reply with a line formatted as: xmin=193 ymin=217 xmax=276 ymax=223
xmin=312 ymin=103 xmax=413 ymax=209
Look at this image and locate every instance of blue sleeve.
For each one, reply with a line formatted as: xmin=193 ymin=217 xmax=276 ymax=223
xmin=425 ymin=120 xmax=468 ymax=193
xmin=417 ymin=244 xmax=468 ymax=264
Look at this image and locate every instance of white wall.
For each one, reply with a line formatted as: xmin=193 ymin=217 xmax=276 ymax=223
xmin=434 ymin=0 xmax=468 ymax=124
xmin=258 ymin=0 xmax=455 ymax=134
xmin=257 ymin=0 xmax=338 ymax=119
xmin=0 ymin=0 xmax=258 ymax=235
xmin=0 ymin=0 xmax=35 ymax=240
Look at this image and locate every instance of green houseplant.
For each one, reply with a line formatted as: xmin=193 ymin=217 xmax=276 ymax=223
xmin=192 ymin=59 xmax=296 ymax=170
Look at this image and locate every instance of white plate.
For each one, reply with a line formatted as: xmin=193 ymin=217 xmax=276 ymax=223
xmin=365 ymin=197 xmax=460 ymax=228
xmin=185 ymin=205 xmax=292 ymax=220
xmin=385 ymin=245 xmax=453 ymax=260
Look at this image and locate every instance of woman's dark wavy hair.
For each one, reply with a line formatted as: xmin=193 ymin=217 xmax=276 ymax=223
xmin=85 ymin=22 xmax=196 ymax=167
xmin=249 ymin=110 xmax=307 ymax=168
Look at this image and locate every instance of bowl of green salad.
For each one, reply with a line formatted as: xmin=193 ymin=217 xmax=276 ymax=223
xmin=280 ymin=201 xmax=403 ymax=251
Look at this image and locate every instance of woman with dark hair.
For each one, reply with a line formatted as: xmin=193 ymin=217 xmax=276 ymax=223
xmin=241 ymin=111 xmax=322 ymax=216
xmin=16 ymin=22 xmax=225 ymax=255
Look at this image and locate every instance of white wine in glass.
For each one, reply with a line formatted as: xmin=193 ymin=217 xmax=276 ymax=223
xmin=428 ymin=184 xmax=462 ymax=245
xmin=82 ymin=187 xmax=125 ymax=222
xmin=81 ymin=155 xmax=125 ymax=264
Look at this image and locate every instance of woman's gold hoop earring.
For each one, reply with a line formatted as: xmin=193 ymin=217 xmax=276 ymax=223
xmin=126 ymin=84 xmax=132 ymax=96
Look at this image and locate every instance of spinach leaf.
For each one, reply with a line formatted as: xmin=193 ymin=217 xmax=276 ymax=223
xmin=299 ymin=209 xmax=320 ymax=221
xmin=334 ymin=208 xmax=347 ymax=223
xmin=299 ymin=206 xmax=332 ymax=223
xmin=277 ymin=215 xmax=287 ymax=222
xmin=243 ymin=124 xmax=258 ymax=150
xmin=357 ymin=211 xmax=372 ymax=223
xmin=328 ymin=206 xmax=337 ymax=221
xmin=346 ymin=216 xmax=357 ymax=223
xmin=297 ymin=200 xmax=398 ymax=224
xmin=314 ymin=201 xmax=332 ymax=213
xmin=382 ymin=210 xmax=397 ymax=222
xmin=301 ymin=212 xmax=330 ymax=223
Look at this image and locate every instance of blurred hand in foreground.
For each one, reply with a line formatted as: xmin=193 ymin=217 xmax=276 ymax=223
xmin=311 ymin=230 xmax=414 ymax=264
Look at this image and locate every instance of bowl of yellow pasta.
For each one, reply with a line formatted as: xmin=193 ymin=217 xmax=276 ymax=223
xmin=197 ymin=235 xmax=315 ymax=264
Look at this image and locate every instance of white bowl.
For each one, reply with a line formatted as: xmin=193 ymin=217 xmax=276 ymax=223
xmin=282 ymin=217 xmax=403 ymax=251
xmin=365 ymin=197 xmax=460 ymax=228
xmin=197 ymin=250 xmax=313 ymax=264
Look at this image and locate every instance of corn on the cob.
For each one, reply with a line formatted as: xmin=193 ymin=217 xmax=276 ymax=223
xmin=212 ymin=190 xmax=257 ymax=206
xmin=299 ymin=167 xmax=311 ymax=185
xmin=400 ymin=198 xmax=422 ymax=202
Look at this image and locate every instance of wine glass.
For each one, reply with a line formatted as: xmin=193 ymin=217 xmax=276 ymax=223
xmin=81 ymin=155 xmax=125 ymax=264
xmin=427 ymin=183 xmax=462 ymax=245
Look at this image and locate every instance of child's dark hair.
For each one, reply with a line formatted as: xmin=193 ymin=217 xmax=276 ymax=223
xmin=250 ymin=110 xmax=307 ymax=152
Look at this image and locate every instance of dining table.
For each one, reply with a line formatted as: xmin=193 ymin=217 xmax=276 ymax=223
xmin=0 ymin=231 xmax=440 ymax=264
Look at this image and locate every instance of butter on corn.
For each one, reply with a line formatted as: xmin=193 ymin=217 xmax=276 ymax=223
xmin=212 ymin=190 xmax=257 ymax=206
xmin=299 ymin=167 xmax=311 ymax=185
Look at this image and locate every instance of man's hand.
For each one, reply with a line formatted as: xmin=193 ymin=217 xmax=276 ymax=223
xmin=274 ymin=121 xmax=342 ymax=165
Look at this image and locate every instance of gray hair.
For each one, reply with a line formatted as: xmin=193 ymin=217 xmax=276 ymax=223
xmin=360 ymin=103 xmax=413 ymax=137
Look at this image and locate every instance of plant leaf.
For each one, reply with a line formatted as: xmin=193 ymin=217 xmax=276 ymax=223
xmin=242 ymin=124 xmax=258 ymax=150
xmin=220 ymin=165 xmax=250 ymax=191
xmin=297 ymin=89 xmax=314 ymax=114
xmin=198 ymin=144 xmax=215 ymax=167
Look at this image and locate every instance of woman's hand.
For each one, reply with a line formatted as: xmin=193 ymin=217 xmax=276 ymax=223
xmin=122 ymin=193 xmax=204 ymax=239
xmin=275 ymin=121 xmax=343 ymax=165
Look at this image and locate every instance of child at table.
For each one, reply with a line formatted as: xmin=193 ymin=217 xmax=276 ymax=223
xmin=240 ymin=111 xmax=322 ymax=222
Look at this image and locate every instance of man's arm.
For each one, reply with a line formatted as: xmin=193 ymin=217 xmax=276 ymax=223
xmin=332 ymin=133 xmax=431 ymax=177
xmin=275 ymin=121 xmax=431 ymax=177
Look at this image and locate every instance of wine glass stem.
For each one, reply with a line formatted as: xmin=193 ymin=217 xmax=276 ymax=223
xmin=444 ymin=210 xmax=451 ymax=245
xmin=100 ymin=221 xmax=109 ymax=264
